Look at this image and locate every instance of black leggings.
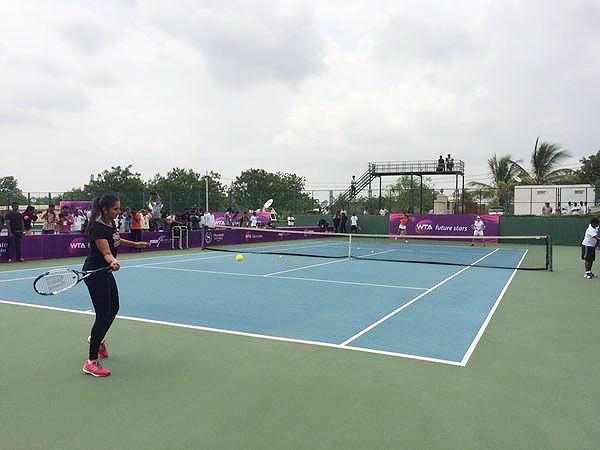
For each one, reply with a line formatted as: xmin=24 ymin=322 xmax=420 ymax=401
xmin=84 ymin=272 xmax=119 ymax=360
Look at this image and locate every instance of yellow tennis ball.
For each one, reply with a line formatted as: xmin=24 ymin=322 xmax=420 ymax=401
xmin=235 ymin=254 xmax=244 ymax=262
xmin=278 ymin=255 xmax=283 ymax=259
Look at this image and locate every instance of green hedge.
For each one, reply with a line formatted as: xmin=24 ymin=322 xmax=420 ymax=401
xmin=499 ymin=215 xmax=595 ymax=245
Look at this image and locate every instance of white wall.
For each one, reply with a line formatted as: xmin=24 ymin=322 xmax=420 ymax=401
xmin=513 ymin=185 xmax=595 ymax=215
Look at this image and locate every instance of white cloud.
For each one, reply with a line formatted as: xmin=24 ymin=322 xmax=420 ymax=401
xmin=153 ymin=0 xmax=326 ymax=87
xmin=0 ymin=0 xmax=598 ymax=194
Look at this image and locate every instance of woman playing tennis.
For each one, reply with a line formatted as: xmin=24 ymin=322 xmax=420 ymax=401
xmin=82 ymin=194 xmax=149 ymax=377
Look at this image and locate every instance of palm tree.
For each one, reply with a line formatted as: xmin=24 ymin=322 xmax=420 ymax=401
xmin=515 ymin=138 xmax=573 ymax=184
xmin=468 ymin=154 xmax=522 ymax=210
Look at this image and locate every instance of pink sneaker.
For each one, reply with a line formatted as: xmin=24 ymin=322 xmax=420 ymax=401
xmin=87 ymin=336 xmax=109 ymax=359
xmin=82 ymin=359 xmax=111 ymax=377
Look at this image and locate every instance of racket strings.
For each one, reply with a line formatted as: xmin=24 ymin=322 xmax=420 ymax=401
xmin=36 ymin=270 xmax=78 ymax=294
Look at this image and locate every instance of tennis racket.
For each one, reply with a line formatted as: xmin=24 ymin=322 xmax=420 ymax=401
xmin=33 ymin=267 xmax=110 ymax=296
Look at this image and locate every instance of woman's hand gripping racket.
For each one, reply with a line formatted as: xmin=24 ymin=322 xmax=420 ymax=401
xmin=33 ymin=266 xmax=111 ymax=296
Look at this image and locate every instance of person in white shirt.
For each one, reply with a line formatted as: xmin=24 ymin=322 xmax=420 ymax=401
xmin=350 ymin=213 xmax=359 ymax=233
xmin=287 ymin=215 xmax=295 ymax=226
xmin=541 ymin=202 xmax=553 ymax=216
xmin=250 ymin=212 xmax=259 ymax=228
xmin=471 ymin=216 xmax=486 ymax=246
xmin=72 ymin=209 xmax=86 ymax=233
xmin=201 ymin=210 xmax=216 ymax=248
xmin=581 ymin=217 xmax=600 ymax=279
xmin=148 ymin=194 xmax=163 ymax=231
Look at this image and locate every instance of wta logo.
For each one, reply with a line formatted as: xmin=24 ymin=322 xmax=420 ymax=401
xmin=149 ymin=235 xmax=168 ymax=247
xmin=415 ymin=219 xmax=433 ymax=234
xmin=204 ymin=231 xmax=213 ymax=244
xmin=68 ymin=237 xmax=90 ymax=255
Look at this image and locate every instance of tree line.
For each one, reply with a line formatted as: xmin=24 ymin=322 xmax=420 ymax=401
xmin=0 ymin=166 xmax=319 ymax=215
xmin=468 ymin=140 xmax=599 ymax=210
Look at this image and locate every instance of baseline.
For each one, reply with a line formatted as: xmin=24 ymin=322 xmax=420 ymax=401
xmin=0 ymin=298 xmax=461 ymax=366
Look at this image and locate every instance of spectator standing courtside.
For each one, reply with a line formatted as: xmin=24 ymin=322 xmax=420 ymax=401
xmin=581 ymin=217 xmax=600 ymax=279
xmin=149 ymin=193 xmax=163 ymax=231
xmin=201 ymin=209 xmax=216 ymax=246
xmin=250 ymin=211 xmax=259 ymax=228
xmin=350 ymin=212 xmax=359 ymax=233
xmin=41 ymin=204 xmax=57 ymax=234
xmin=58 ymin=208 xmax=74 ymax=233
xmin=22 ymin=205 xmax=37 ymax=235
xmin=72 ymin=209 xmax=86 ymax=233
xmin=130 ymin=208 xmax=143 ymax=251
xmin=5 ymin=202 xmax=25 ymax=262
xmin=332 ymin=211 xmax=340 ymax=233
xmin=340 ymin=211 xmax=348 ymax=233
xmin=541 ymin=202 xmax=553 ymax=216
xmin=140 ymin=209 xmax=150 ymax=232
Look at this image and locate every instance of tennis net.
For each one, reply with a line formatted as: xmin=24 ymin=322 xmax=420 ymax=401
xmin=204 ymin=226 xmax=552 ymax=271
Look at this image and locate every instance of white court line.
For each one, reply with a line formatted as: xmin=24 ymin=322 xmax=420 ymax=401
xmin=0 ymin=240 xmax=342 ymax=276
xmin=0 ymin=250 xmax=204 ymax=274
xmin=0 ymin=299 xmax=462 ymax=366
xmin=262 ymin=259 xmax=347 ymax=276
xmin=0 ymin=254 xmax=234 ymax=284
xmin=339 ymin=248 xmax=500 ymax=347
xmin=270 ymin=275 xmax=426 ymax=291
xmin=0 ymin=276 xmax=38 ymax=283
xmin=138 ymin=264 xmax=427 ymax=291
xmin=459 ymin=249 xmax=529 ymax=367
xmin=262 ymin=248 xmax=396 ymax=277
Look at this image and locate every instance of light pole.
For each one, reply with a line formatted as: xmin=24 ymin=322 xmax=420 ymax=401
xmin=205 ymin=171 xmax=209 ymax=211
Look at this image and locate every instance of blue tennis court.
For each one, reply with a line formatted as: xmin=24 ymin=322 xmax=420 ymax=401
xmin=0 ymin=240 xmax=527 ymax=366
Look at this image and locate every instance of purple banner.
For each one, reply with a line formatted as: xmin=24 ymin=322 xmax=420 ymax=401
xmin=213 ymin=212 xmax=272 ymax=226
xmin=0 ymin=231 xmax=185 ymax=262
xmin=389 ymin=214 xmax=500 ymax=236
xmin=204 ymin=226 xmax=325 ymax=247
xmin=0 ymin=226 xmax=324 ymax=262
xmin=59 ymin=201 xmax=92 ymax=212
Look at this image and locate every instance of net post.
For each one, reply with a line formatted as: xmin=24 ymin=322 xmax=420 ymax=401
xmin=348 ymin=234 xmax=352 ymax=259
xmin=546 ymin=235 xmax=553 ymax=271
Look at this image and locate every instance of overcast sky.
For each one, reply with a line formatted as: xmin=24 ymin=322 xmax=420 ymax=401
xmin=1 ymin=0 xmax=599 ymax=194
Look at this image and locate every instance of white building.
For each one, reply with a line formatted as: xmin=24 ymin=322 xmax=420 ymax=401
xmin=513 ymin=184 xmax=596 ymax=216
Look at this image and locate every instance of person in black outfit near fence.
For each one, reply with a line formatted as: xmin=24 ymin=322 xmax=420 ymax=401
xmin=333 ymin=211 xmax=341 ymax=233
xmin=5 ymin=202 xmax=25 ymax=262
xmin=340 ymin=211 xmax=348 ymax=233
xmin=81 ymin=194 xmax=149 ymax=377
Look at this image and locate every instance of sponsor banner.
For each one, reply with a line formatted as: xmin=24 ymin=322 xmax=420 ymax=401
xmin=389 ymin=214 xmax=500 ymax=237
xmin=0 ymin=231 xmax=177 ymax=262
xmin=59 ymin=201 xmax=93 ymax=212
xmin=213 ymin=212 xmax=272 ymax=226
xmin=0 ymin=226 xmax=324 ymax=262
xmin=203 ymin=226 xmax=325 ymax=247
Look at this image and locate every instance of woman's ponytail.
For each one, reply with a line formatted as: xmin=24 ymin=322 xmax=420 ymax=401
xmin=85 ymin=194 xmax=119 ymax=234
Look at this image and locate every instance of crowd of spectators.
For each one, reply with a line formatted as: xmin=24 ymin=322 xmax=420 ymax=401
xmin=542 ymin=201 xmax=592 ymax=216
